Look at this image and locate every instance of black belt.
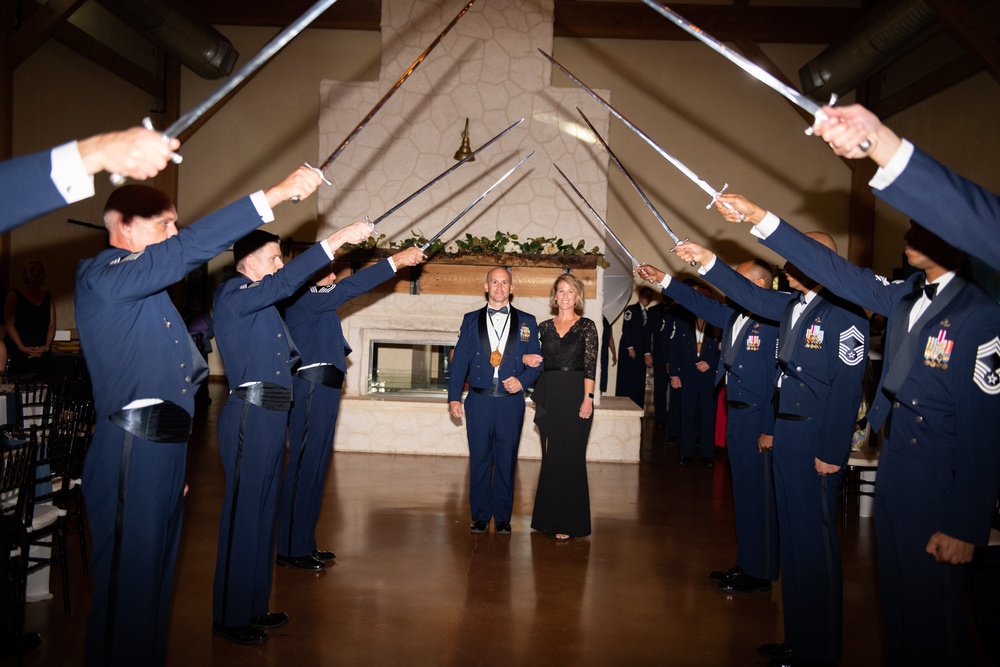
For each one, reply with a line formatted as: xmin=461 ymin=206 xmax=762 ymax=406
xmin=727 ymin=400 xmax=753 ymax=409
xmin=230 ymin=382 xmax=292 ymax=411
xmin=108 ymin=401 xmax=192 ymax=443
xmin=543 ymin=367 xmax=584 ymax=372
xmin=776 ymin=413 xmax=810 ymax=422
xmin=296 ymin=365 xmax=345 ymax=388
xmin=471 ymin=386 xmax=516 ymax=398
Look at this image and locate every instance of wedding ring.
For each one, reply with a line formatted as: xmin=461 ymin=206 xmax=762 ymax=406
xmin=859 ymin=138 xmax=872 ymax=152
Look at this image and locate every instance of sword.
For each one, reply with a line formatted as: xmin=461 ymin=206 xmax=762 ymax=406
xmin=297 ymin=0 xmax=477 ymax=202
xmin=369 ymin=118 xmax=523 ymax=227
xmin=641 ymin=1 xmax=836 ymax=137
xmin=553 ymin=164 xmax=639 ymax=267
xmin=539 ymin=49 xmax=731 ymax=209
xmin=420 ymin=151 xmax=534 ymax=251
xmin=110 ymin=0 xmax=340 ymax=185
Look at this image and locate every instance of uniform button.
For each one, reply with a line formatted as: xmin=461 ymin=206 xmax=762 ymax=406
xmin=276 ymin=371 xmax=281 ymax=375
xmin=893 ymin=401 xmax=900 ymax=408
xmin=181 ymin=389 xmax=188 ymax=394
xmin=910 ymin=438 xmax=917 ymax=445
xmin=277 ymin=333 xmax=283 ymax=338
xmin=180 ymin=363 xmax=186 ymax=369
xmin=911 ymin=398 xmax=919 ymax=406
xmin=915 ymin=416 xmax=923 ymax=423
xmin=796 ymin=366 xmax=802 ymax=372
xmin=184 ymin=376 xmax=191 ymax=382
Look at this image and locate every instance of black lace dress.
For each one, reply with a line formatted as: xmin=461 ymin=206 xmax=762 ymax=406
xmin=530 ymin=317 xmax=598 ymax=537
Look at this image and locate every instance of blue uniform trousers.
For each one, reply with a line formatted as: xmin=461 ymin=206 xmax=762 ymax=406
xmin=773 ymin=416 xmax=843 ymax=664
xmin=679 ymin=373 xmax=716 ymax=460
xmin=277 ymin=376 xmax=340 ymax=558
xmin=465 ymin=390 xmax=524 ymax=523
xmin=83 ymin=421 xmax=186 ymax=667
xmin=875 ymin=445 xmax=970 ymax=667
xmin=213 ymin=397 xmax=287 ymax=626
xmin=726 ymin=404 xmax=778 ymax=580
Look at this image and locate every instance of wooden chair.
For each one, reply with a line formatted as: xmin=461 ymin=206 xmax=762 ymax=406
xmin=58 ymin=399 xmax=95 ymax=571
xmin=841 ymin=443 xmax=879 ymax=528
xmin=12 ymin=381 xmax=56 ymax=431
xmin=1 ymin=440 xmax=38 ymax=667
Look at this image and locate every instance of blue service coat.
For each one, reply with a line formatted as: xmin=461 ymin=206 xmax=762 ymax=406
xmin=614 ymin=302 xmax=651 ymax=406
xmin=877 ymin=146 xmax=1000 ymax=271
xmin=75 ymin=194 xmax=270 ymax=666
xmin=762 ymin=217 xmax=1000 ymax=665
xmin=668 ymin=305 xmax=722 ymax=459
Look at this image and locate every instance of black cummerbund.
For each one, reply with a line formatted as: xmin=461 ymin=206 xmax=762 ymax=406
xmin=543 ymin=367 xmax=584 ymax=372
xmin=296 ymin=365 xmax=345 ymax=388
xmin=109 ymin=401 xmax=192 ymax=443
xmin=231 ymin=382 xmax=292 ymax=411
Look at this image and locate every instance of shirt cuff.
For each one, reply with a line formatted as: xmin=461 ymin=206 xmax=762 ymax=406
xmin=750 ymin=211 xmax=781 ymax=240
xmin=249 ymin=190 xmax=275 ymax=223
xmin=387 ymin=256 xmax=398 ymax=272
xmin=50 ymin=141 xmax=95 ymax=204
xmin=320 ymin=238 xmax=334 ymax=260
xmin=659 ymin=274 xmax=672 ymax=289
xmin=698 ymin=255 xmax=717 ymax=275
xmin=869 ymin=139 xmax=914 ymax=191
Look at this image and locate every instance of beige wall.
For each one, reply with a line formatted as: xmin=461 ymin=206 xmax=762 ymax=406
xmin=9 ymin=9 xmax=1000 ymax=381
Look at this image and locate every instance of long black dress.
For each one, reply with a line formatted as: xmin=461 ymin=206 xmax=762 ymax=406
xmin=3 ymin=289 xmax=52 ymax=378
xmin=530 ymin=317 xmax=598 ymax=537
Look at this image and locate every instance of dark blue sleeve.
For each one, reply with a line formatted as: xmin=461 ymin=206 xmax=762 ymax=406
xmin=515 ymin=314 xmax=544 ymax=389
xmin=703 ymin=260 xmax=791 ymax=322
xmin=225 ymin=243 xmax=332 ymax=316
xmin=817 ymin=305 xmax=869 ymax=466
xmin=662 ymin=279 xmax=735 ymax=330
xmin=0 ymin=150 xmax=68 ymax=231
xmin=310 ymin=259 xmax=397 ymax=312
xmin=762 ymin=219 xmax=903 ymax=317
xmin=878 ymin=146 xmax=1000 ymax=271
xmin=448 ymin=312 xmax=476 ymax=402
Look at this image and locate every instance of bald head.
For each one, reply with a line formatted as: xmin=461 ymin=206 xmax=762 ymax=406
xmin=806 ymin=231 xmax=837 ymax=254
xmin=736 ymin=259 xmax=774 ymax=288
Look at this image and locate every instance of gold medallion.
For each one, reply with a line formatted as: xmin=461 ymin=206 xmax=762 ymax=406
xmin=490 ymin=348 xmax=502 ymax=368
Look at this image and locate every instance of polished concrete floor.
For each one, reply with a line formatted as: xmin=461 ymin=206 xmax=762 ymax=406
xmin=18 ymin=382 xmax=896 ymax=665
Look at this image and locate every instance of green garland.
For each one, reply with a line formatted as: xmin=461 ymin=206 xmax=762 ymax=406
xmin=348 ymin=230 xmax=609 ymax=268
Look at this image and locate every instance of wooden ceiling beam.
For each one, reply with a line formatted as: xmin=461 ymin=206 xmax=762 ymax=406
xmin=872 ymin=50 xmax=988 ymax=119
xmin=5 ymin=0 xmax=88 ymax=69
xmin=51 ymin=20 xmax=162 ymax=98
xmin=193 ymin=0 xmax=381 ymax=31
xmin=924 ymin=0 xmax=1000 ymax=86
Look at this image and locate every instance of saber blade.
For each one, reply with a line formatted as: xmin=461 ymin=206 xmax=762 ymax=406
xmin=317 ymin=0 xmax=477 ymax=173
xmin=642 ymin=1 xmax=827 ymax=126
xmin=110 ymin=0 xmax=339 ymax=185
xmin=421 ymin=151 xmax=534 ymax=251
xmin=539 ymin=49 xmax=727 ymax=208
xmin=552 ymin=164 xmax=639 ymax=267
xmin=370 ymin=118 xmax=523 ymax=226
xmin=577 ymin=109 xmax=683 ymax=247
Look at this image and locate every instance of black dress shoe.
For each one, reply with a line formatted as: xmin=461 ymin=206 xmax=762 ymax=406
xmin=276 ymin=553 xmax=325 ymax=571
xmin=766 ymin=657 xmax=837 ymax=667
xmin=470 ymin=520 xmax=488 ymax=533
xmin=212 ymin=623 xmax=268 ymax=645
xmin=708 ymin=565 xmax=743 ymax=582
xmin=251 ymin=611 xmax=289 ymax=629
xmin=719 ymin=572 xmax=772 ymax=593
xmin=679 ymin=456 xmax=693 ymax=466
xmin=702 ymin=457 xmax=714 ymax=468
xmin=758 ymin=642 xmax=795 ymax=660
xmin=495 ymin=521 xmax=512 ymax=534
xmin=311 ymin=548 xmax=336 ymax=560
xmin=0 ymin=632 xmax=41 ymax=656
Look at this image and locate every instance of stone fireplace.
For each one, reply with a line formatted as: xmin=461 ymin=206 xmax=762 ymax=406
xmin=312 ymin=0 xmax=642 ymax=461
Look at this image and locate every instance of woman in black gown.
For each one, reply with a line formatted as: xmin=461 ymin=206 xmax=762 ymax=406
xmin=526 ymin=274 xmax=598 ymax=539
xmin=3 ymin=259 xmax=55 ymax=379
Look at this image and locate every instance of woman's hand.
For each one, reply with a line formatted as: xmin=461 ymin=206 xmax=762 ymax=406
xmin=579 ymin=396 xmax=593 ymax=419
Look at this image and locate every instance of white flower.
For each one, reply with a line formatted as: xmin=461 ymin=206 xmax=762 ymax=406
xmin=542 ymin=243 xmax=558 ymax=254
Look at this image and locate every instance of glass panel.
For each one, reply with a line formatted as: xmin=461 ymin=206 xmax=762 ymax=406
xmin=368 ymin=341 xmax=455 ymax=395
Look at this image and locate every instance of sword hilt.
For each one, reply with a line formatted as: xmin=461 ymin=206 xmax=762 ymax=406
xmin=290 ymin=162 xmax=333 ymax=204
xmin=671 ymin=237 xmax=697 ymax=267
xmin=804 ymin=94 xmax=837 ymax=136
xmin=109 ymin=117 xmax=182 ymax=186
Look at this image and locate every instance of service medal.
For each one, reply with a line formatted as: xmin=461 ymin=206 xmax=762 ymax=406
xmin=805 ymin=324 xmax=824 ymax=349
xmin=490 ymin=348 xmax=502 ymax=368
xmin=924 ymin=330 xmax=953 ymax=369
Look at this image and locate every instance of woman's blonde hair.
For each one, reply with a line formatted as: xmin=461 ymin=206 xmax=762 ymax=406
xmin=549 ymin=273 xmax=586 ymax=313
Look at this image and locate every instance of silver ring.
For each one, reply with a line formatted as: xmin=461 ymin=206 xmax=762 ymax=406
xmin=859 ymin=139 xmax=872 ymax=152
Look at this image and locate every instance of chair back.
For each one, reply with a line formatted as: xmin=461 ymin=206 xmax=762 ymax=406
xmin=0 ymin=440 xmax=37 ymax=525
xmin=12 ymin=380 xmax=57 ymax=430
xmin=66 ymin=399 xmax=95 ymax=483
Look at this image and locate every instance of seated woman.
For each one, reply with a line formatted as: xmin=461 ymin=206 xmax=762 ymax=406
xmin=3 ymin=260 xmax=55 ymax=380
xmin=526 ymin=274 xmax=598 ymax=540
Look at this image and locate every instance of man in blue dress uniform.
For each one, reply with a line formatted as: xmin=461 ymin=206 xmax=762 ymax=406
xmin=75 ymin=166 xmax=322 ymax=667
xmin=448 ymin=267 xmax=543 ymax=534
xmin=814 ymin=103 xmax=1000 ymax=271
xmin=674 ymin=235 xmax=868 ymax=667
xmin=716 ymin=193 xmax=1000 ymax=667
xmin=277 ymin=246 xmax=426 ymax=570
xmin=647 ymin=298 xmax=671 ymax=425
xmin=667 ymin=283 xmax=723 ymax=467
xmin=211 ymin=221 xmax=374 ymax=645
xmin=614 ymin=287 xmax=654 ymax=408
xmin=1 ymin=126 xmax=178 ymax=231
xmin=639 ymin=260 xmax=780 ymax=593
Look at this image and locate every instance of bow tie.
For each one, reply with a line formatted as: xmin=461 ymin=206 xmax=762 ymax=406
xmin=488 ymin=306 xmax=509 ymax=316
xmin=915 ymin=278 xmax=938 ymax=301
xmin=796 ymin=293 xmax=807 ymax=306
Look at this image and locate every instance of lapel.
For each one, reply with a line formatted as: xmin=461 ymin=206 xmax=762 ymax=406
xmin=777 ymin=292 xmax=821 ymax=366
xmin=500 ymin=307 xmax=520 ymax=366
xmin=722 ymin=311 xmax=751 ymax=370
xmin=477 ymin=307 xmax=491 ymax=356
xmin=882 ymin=273 xmax=966 ymax=397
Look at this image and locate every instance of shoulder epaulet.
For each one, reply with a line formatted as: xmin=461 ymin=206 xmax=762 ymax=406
xmin=109 ymin=250 xmax=144 ymax=266
xmin=239 ymin=281 xmax=261 ymax=290
xmin=310 ymin=285 xmax=337 ymax=294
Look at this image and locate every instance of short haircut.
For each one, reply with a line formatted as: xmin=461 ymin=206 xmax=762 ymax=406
xmin=639 ymin=286 xmax=655 ymax=299
xmin=103 ymin=185 xmax=173 ymax=228
xmin=549 ymin=273 xmax=586 ymax=313
xmin=745 ymin=259 xmax=774 ymax=285
xmin=233 ymin=229 xmax=280 ymax=267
